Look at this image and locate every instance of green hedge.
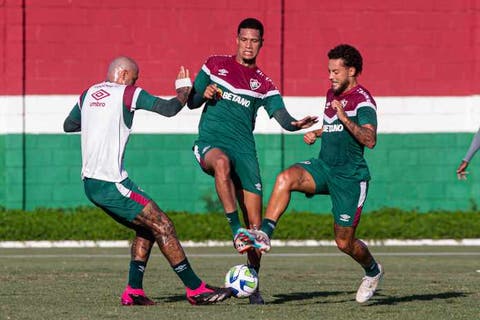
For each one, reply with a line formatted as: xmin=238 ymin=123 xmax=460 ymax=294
xmin=1 ymin=206 xmax=479 ymax=241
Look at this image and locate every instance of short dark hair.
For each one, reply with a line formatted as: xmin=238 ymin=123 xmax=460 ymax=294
xmin=237 ymin=18 xmax=264 ymax=38
xmin=328 ymin=44 xmax=363 ymax=75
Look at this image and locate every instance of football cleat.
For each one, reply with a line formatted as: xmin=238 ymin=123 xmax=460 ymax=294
xmin=234 ymin=228 xmax=271 ymax=254
xmin=186 ymin=282 xmax=233 ymax=305
xmin=121 ymin=285 xmax=155 ymax=306
xmin=233 ymin=229 xmax=253 ymax=254
xmin=356 ymin=263 xmax=384 ymax=303
xmin=248 ymin=289 xmax=265 ymax=305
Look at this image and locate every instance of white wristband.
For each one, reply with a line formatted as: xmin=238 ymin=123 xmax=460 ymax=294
xmin=175 ymin=78 xmax=192 ymax=89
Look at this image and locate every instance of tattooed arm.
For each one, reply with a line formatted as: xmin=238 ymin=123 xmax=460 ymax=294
xmin=331 ymin=99 xmax=377 ymax=149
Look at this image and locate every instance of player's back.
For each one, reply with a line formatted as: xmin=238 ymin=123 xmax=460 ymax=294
xmin=80 ymin=81 xmax=131 ymax=182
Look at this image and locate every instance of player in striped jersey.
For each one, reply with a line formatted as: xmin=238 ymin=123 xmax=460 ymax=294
xmin=63 ymin=56 xmax=232 ymax=306
xmin=187 ymin=18 xmax=318 ymax=304
xmin=238 ymin=44 xmax=384 ymax=304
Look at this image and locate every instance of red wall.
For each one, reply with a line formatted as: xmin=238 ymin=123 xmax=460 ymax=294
xmin=1 ymin=0 xmax=478 ymax=96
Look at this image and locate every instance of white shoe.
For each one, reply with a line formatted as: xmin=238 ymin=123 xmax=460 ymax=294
xmin=356 ymin=263 xmax=384 ymax=303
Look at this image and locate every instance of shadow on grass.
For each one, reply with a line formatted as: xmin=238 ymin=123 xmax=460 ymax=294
xmin=270 ymin=290 xmax=351 ymax=304
xmin=155 ymin=290 xmax=469 ymax=305
xmin=157 ymin=294 xmax=186 ymax=303
xmin=368 ymin=291 xmax=468 ymax=306
xmin=269 ymin=290 xmax=468 ymax=305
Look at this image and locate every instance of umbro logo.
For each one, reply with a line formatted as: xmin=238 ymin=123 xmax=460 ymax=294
xmin=174 ymin=264 xmax=187 ymax=272
xmin=218 ymin=68 xmax=229 ymax=76
xmin=91 ymin=89 xmax=110 ymax=100
xmin=339 ymin=214 xmax=351 ymax=222
xmin=255 ymin=183 xmax=262 ymax=191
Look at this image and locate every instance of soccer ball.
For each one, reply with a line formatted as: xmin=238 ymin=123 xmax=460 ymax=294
xmin=224 ymin=264 xmax=258 ymax=298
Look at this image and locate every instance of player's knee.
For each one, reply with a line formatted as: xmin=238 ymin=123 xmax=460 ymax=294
xmin=140 ymin=203 xmax=178 ymax=239
xmin=213 ymin=155 xmax=231 ymax=177
xmin=275 ymin=170 xmax=295 ymax=190
xmin=335 ymin=238 xmax=353 ymax=253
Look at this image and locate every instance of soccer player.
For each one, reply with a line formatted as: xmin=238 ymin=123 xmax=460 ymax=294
xmin=237 ymin=44 xmax=384 ymax=304
xmin=63 ymin=56 xmax=232 ymax=306
xmin=187 ymin=18 xmax=318 ymax=304
xmin=456 ymin=129 xmax=480 ymax=179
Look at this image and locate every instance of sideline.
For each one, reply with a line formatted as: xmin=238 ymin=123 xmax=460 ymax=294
xmin=1 ymin=252 xmax=480 ymax=259
xmin=1 ymin=239 xmax=480 ymax=248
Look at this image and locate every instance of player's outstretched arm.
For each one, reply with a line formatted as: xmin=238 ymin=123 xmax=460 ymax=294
xmin=273 ymin=109 xmax=318 ymax=131
xmin=291 ymin=115 xmax=319 ymax=129
xmin=459 ymin=128 xmax=480 ymax=177
xmin=174 ymin=66 xmax=192 ymax=106
xmin=143 ymin=66 xmax=193 ymax=117
xmin=456 ymin=160 xmax=469 ymax=180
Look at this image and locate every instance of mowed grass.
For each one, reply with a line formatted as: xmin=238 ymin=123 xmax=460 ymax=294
xmin=0 ymin=246 xmax=479 ymax=320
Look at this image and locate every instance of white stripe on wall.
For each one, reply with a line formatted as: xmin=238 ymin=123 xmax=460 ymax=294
xmin=1 ymin=95 xmax=480 ymax=134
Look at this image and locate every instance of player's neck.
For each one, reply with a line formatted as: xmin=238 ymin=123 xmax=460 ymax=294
xmin=235 ymin=56 xmax=257 ymax=68
xmin=340 ymin=81 xmax=358 ymax=95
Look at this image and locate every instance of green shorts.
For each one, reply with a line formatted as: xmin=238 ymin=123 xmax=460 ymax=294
xmin=296 ymin=158 xmax=369 ymax=227
xmin=83 ymin=177 xmax=152 ymax=224
xmin=193 ymin=140 xmax=262 ymax=195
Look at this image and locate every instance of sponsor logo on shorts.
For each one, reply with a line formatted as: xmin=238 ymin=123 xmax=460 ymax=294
xmin=255 ymin=183 xmax=262 ymax=191
xmin=340 ymin=214 xmax=351 ymax=222
xmin=299 ymin=160 xmax=311 ymax=165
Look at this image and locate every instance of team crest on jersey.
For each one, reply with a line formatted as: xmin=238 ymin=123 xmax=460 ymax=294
xmin=91 ymin=89 xmax=110 ymax=100
xmin=341 ymin=99 xmax=347 ymax=107
xmin=249 ymin=78 xmax=261 ymax=90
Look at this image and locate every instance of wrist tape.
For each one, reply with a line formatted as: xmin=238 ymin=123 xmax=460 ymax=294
xmin=175 ymin=78 xmax=192 ymax=89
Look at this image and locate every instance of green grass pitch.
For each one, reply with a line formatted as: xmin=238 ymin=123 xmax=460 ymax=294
xmin=1 ymin=246 xmax=478 ymax=320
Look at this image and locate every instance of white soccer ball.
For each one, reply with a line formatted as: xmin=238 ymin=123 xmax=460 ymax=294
xmin=224 ymin=264 xmax=259 ymax=298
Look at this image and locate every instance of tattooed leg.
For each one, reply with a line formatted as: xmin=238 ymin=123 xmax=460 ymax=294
xmin=132 ymin=201 xmax=186 ymax=266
